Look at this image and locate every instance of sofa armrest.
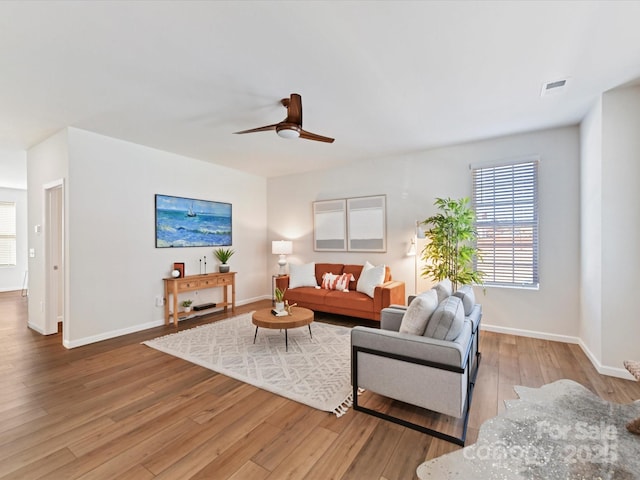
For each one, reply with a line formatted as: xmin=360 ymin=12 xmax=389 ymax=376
xmin=373 ymin=280 xmax=406 ymax=313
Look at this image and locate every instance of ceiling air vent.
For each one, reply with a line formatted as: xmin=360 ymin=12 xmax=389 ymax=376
xmin=540 ymin=77 xmax=570 ymax=97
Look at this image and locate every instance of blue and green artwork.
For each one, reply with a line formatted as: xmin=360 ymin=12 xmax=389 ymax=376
xmin=155 ymin=194 xmax=232 ymax=248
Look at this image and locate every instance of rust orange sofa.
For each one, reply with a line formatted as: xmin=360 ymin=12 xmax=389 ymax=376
xmin=275 ymin=263 xmax=405 ymax=321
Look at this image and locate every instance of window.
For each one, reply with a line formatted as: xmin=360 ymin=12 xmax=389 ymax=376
xmin=472 ymin=158 xmax=539 ymax=288
xmin=0 ymin=201 xmax=17 ymax=266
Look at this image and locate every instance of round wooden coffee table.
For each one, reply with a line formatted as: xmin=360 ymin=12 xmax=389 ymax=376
xmin=252 ymin=307 xmax=314 ymax=351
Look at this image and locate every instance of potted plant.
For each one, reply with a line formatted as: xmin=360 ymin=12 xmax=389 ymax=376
xmin=181 ymin=299 xmax=193 ymax=313
xmin=420 ymin=197 xmax=483 ymax=291
xmin=274 ymin=287 xmax=286 ymax=312
xmin=213 ymin=247 xmax=235 ymax=273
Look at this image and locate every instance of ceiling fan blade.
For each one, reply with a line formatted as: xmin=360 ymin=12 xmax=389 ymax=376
xmin=299 ymin=129 xmax=335 ymax=143
xmin=234 ymin=124 xmax=279 ymax=134
xmin=284 ymin=93 xmax=303 ymax=125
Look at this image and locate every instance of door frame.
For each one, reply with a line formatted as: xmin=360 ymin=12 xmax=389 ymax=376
xmin=43 ymin=179 xmax=65 ymax=340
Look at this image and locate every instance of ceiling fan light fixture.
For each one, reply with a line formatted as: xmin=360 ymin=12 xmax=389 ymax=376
xmin=276 ymin=126 xmax=300 ymax=139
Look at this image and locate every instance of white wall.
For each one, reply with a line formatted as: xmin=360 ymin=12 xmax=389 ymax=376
xmin=28 ymin=127 xmax=267 ymax=347
xmin=579 ymin=98 xmax=603 ymax=362
xmin=0 ymin=149 xmax=27 ymax=190
xmin=27 ymin=129 xmax=69 ymax=334
xmin=268 ymin=126 xmax=581 ymax=341
xmin=600 ymin=85 xmax=640 ymax=373
xmin=0 ymin=187 xmax=28 ymax=292
xmin=0 ymin=150 xmax=28 ymax=292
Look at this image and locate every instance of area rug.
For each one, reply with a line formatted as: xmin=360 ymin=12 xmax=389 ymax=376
xmin=143 ymin=312 xmax=353 ymax=416
xmin=417 ymin=379 xmax=640 ymax=479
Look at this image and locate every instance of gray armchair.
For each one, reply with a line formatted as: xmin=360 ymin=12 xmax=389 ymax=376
xmin=351 ymin=286 xmax=481 ymax=445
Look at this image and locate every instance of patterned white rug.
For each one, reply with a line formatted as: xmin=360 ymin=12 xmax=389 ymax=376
xmin=143 ymin=312 xmax=354 ymax=416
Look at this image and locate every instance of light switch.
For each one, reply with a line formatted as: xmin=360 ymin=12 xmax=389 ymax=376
xmin=34 ymin=225 xmax=42 ymax=234
xmin=29 ymin=248 xmax=35 ymax=258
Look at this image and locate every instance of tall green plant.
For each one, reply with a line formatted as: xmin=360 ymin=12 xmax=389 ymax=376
xmin=420 ymin=197 xmax=483 ymax=291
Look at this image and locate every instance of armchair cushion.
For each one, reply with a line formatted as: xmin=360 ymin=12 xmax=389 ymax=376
xmin=424 ymin=295 xmax=465 ymax=341
xmin=433 ymin=278 xmax=453 ymax=303
xmin=399 ymin=289 xmax=438 ymax=336
xmin=453 ymin=285 xmax=476 ymax=316
xmin=352 ymin=320 xmax=472 ymax=369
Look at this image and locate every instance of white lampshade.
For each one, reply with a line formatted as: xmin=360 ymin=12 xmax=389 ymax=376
xmin=272 ymin=240 xmax=293 ymax=276
xmin=272 ymin=240 xmax=293 ymax=255
xmin=407 ymin=238 xmax=417 ymax=256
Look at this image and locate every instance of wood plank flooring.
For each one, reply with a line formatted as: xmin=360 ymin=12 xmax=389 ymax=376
xmin=1 ymin=290 xmax=639 ymax=479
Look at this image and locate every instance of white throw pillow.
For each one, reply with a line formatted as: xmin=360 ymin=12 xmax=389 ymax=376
xmin=288 ymin=263 xmax=318 ymax=289
xmin=399 ymin=289 xmax=439 ymax=336
xmin=356 ymin=263 xmax=386 ymax=298
xmin=433 ymin=278 xmax=453 ymax=303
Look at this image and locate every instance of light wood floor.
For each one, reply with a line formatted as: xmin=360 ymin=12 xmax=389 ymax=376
xmin=1 ymin=290 xmax=639 ymax=479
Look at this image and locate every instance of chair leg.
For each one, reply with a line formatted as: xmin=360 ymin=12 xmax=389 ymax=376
xmin=352 ymin=346 xmax=481 ymax=446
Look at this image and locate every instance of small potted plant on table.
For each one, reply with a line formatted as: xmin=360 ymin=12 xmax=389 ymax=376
xmin=213 ymin=247 xmax=235 ymax=273
xmin=182 ymin=299 xmax=193 ymax=313
xmin=274 ymin=287 xmax=286 ymax=312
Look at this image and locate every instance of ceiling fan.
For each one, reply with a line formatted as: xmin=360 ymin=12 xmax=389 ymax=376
xmin=234 ymin=93 xmax=335 ymax=143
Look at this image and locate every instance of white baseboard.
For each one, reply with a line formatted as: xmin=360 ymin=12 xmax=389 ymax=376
xmin=577 ymin=339 xmax=635 ymax=381
xmin=63 ymin=319 xmax=165 ymax=349
xmin=63 ymin=296 xmax=272 ymax=349
xmin=27 ymin=322 xmax=47 ymax=335
xmin=481 ymin=323 xmax=635 ymax=380
xmin=481 ymin=323 xmax=580 ymax=345
xmin=0 ymin=286 xmax=23 ymax=293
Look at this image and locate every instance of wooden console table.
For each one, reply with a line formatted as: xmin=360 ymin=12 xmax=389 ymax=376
xmin=163 ymin=272 xmax=236 ymax=326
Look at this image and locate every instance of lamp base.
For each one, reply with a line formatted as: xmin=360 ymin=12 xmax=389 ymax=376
xmin=278 ymin=255 xmax=287 ymax=276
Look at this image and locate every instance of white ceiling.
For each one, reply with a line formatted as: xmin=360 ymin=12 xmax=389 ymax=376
xmin=1 ymin=1 xmax=640 ymax=178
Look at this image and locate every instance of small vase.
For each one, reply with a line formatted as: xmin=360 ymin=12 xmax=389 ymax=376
xmin=184 ymin=307 xmax=192 ymax=313
xmin=219 ymin=264 xmax=230 ymax=273
xmin=275 ymin=301 xmax=285 ymax=312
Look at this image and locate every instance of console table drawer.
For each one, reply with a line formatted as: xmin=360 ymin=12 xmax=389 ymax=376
xmin=177 ymin=280 xmax=199 ymax=290
xmin=216 ymin=276 xmax=232 ymax=286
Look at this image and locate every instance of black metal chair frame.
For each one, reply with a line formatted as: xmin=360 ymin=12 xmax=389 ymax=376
xmin=352 ymin=327 xmax=481 ymax=446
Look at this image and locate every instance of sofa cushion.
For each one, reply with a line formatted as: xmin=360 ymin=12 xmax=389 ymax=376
xmin=285 ymin=286 xmax=329 ymax=304
xmin=289 ymin=262 xmax=318 ymax=289
xmin=357 ymin=263 xmax=386 ymax=298
xmin=325 ymin=290 xmax=373 ymax=312
xmin=399 ymin=289 xmax=439 ymax=336
xmin=433 ymin=278 xmax=453 ymax=303
xmin=322 ymin=272 xmax=355 ymax=291
xmin=315 ymin=263 xmax=344 ymax=286
xmin=424 ymin=295 xmax=465 ymax=341
xmin=453 ymin=285 xmax=476 ymax=316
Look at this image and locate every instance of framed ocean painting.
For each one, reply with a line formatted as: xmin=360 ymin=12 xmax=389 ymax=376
xmin=155 ymin=194 xmax=232 ymax=248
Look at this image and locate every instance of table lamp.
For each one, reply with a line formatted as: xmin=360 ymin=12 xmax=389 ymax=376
xmin=272 ymin=240 xmax=293 ymax=276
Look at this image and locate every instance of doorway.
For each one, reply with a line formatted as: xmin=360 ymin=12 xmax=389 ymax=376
xmin=44 ymin=181 xmax=64 ymax=339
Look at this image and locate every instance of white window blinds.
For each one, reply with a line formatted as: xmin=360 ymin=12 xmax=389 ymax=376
xmin=472 ymin=159 xmax=539 ymax=288
xmin=0 ymin=202 xmax=17 ymax=266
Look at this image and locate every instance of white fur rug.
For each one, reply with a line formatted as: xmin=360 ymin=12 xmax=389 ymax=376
xmin=143 ymin=312 xmax=353 ymax=416
xmin=417 ymin=379 xmax=640 ymax=479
